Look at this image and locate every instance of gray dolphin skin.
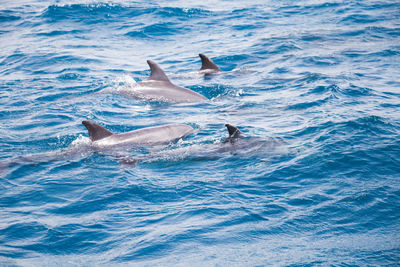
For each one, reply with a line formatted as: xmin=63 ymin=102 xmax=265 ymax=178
xmin=82 ymin=120 xmax=194 ymax=148
xmin=131 ymin=123 xmax=287 ymax=164
xmin=199 ymin=53 xmax=221 ymax=73
xmin=120 ymin=60 xmax=207 ymax=102
xmin=225 ymin=124 xmax=242 ymax=139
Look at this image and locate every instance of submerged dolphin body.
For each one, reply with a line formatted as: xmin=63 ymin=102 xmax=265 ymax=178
xmin=118 ymin=60 xmax=207 ymax=103
xmin=133 ymin=124 xmax=287 ymax=164
xmin=81 ymin=120 xmax=194 ymax=148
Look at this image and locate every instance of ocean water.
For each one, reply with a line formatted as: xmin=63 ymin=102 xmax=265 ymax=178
xmin=1 ymin=0 xmax=400 ymax=265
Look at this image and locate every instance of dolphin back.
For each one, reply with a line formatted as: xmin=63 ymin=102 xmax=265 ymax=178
xmin=82 ymin=120 xmax=114 ymax=141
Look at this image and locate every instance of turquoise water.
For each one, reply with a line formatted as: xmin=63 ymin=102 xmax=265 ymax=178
xmin=1 ymin=0 xmax=400 ymax=265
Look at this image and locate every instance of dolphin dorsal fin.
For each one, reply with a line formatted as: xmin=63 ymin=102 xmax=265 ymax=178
xmin=225 ymin=124 xmax=242 ymax=138
xmin=199 ymin=54 xmax=221 ymax=71
xmin=82 ymin=120 xmax=114 ymax=142
xmin=147 ymin=60 xmax=171 ymax=82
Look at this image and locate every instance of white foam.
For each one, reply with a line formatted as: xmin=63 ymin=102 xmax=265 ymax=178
xmin=69 ymin=134 xmax=91 ymax=148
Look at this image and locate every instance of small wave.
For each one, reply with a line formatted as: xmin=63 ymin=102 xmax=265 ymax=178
xmin=154 ymin=7 xmax=211 ymax=18
xmin=340 ymin=13 xmax=379 ymax=25
xmin=232 ymin=23 xmax=264 ymax=31
xmin=293 ymin=77 xmax=375 ymax=99
xmin=340 ymin=115 xmax=397 ymax=136
xmin=1 ymin=52 xmax=100 ymax=77
xmin=125 ymin=22 xmax=183 ymax=39
xmin=369 ymin=49 xmax=400 ymax=57
xmin=300 ymin=56 xmax=341 ymax=67
xmin=56 ymin=72 xmax=81 ymax=80
xmin=36 ymin=29 xmax=83 ymax=37
xmin=309 ymin=84 xmax=340 ymax=94
xmin=0 ymin=10 xmax=21 ymax=22
xmin=293 ymin=115 xmax=397 ymax=140
xmin=276 ymin=2 xmax=342 ymax=17
xmin=0 ymin=52 xmax=26 ymax=68
xmin=286 ymin=96 xmax=332 ymax=110
xmin=339 ymin=25 xmax=400 ymax=40
xmin=41 ymin=3 xmax=210 ymax=25
xmin=190 ymin=84 xmax=238 ymax=99
xmin=296 ymin=72 xmax=329 ymax=84
xmin=340 ymin=84 xmax=374 ymax=97
xmin=42 ymin=3 xmax=130 ymax=22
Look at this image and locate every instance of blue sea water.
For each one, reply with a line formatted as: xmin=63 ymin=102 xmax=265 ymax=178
xmin=1 ymin=0 xmax=400 ymax=265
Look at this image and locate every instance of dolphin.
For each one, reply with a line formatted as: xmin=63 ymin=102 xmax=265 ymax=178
xmin=198 ymin=53 xmax=221 ymax=74
xmin=131 ymin=124 xmax=287 ymax=164
xmin=0 ymin=121 xmax=194 ymax=172
xmin=82 ymin=120 xmax=194 ymax=148
xmin=117 ymin=60 xmax=207 ymax=103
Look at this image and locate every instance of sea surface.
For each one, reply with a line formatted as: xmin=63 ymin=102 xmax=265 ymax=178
xmin=1 ymin=0 xmax=400 ymax=265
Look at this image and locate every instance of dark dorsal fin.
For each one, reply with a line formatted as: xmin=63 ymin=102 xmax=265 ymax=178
xmin=82 ymin=120 xmax=113 ymax=142
xmin=147 ymin=60 xmax=171 ymax=82
xmin=199 ymin=54 xmax=221 ymax=71
xmin=225 ymin=124 xmax=242 ymax=138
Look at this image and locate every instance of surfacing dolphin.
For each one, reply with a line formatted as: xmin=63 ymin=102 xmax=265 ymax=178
xmin=82 ymin=120 xmax=194 ymax=148
xmin=196 ymin=54 xmax=257 ymax=77
xmin=118 ymin=60 xmax=207 ymax=103
xmin=132 ymin=124 xmax=287 ymax=164
xmin=0 ymin=121 xmax=194 ymax=172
